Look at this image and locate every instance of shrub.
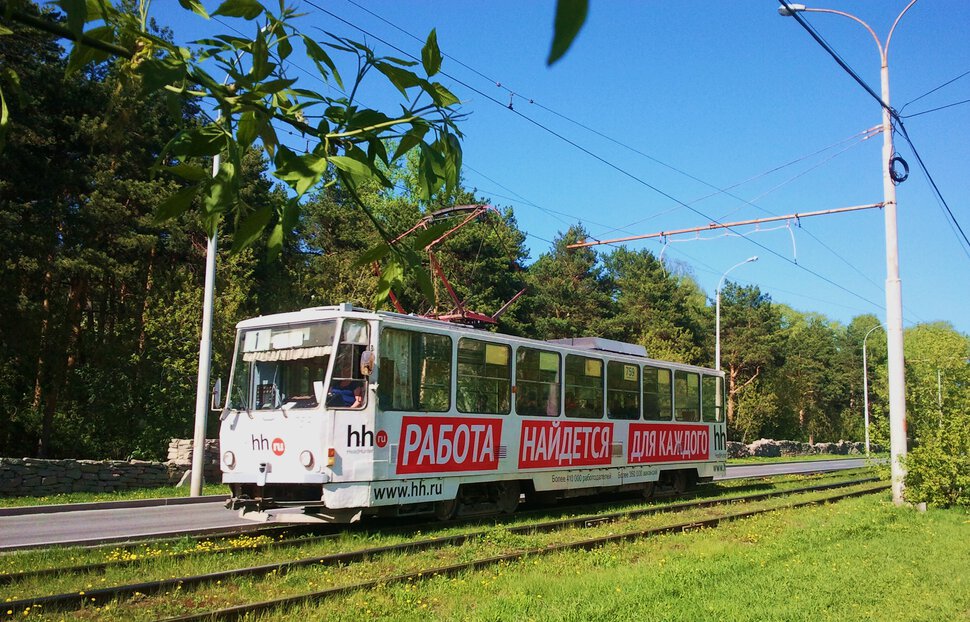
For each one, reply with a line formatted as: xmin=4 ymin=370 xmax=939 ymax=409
xmin=905 ymin=414 xmax=970 ymax=508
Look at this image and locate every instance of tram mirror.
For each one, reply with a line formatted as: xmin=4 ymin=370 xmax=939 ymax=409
xmin=360 ymin=350 xmax=375 ymax=376
xmin=210 ymin=378 xmax=223 ymax=411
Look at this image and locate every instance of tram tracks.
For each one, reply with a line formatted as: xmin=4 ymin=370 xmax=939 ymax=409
xmin=0 ymin=468 xmax=869 ymax=585
xmin=0 ymin=473 xmax=886 ymax=620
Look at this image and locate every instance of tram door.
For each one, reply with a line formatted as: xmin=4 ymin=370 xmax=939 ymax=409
xmin=327 ymin=319 xmax=375 ymax=483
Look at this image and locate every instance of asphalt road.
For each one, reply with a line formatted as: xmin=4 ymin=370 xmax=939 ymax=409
xmin=0 ymin=459 xmax=873 ymax=551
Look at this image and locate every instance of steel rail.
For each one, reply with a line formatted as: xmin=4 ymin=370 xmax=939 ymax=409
xmin=0 ymin=476 xmax=881 ymax=616
xmin=159 ymin=484 xmax=888 ymax=622
xmin=0 ymin=469 xmax=871 ymax=584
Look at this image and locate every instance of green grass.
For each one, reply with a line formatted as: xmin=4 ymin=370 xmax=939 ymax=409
xmin=6 ymin=478 xmax=963 ymax=621
xmin=0 ymin=484 xmax=229 ymax=508
xmin=285 ymin=492 xmax=970 ymax=622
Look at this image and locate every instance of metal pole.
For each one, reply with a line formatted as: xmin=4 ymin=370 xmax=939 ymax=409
xmin=715 ymin=256 xmax=758 ymax=371
xmin=862 ymin=324 xmax=881 ymax=458
xmin=189 ymin=153 xmax=220 ymax=497
xmin=715 ymin=289 xmax=721 ymax=371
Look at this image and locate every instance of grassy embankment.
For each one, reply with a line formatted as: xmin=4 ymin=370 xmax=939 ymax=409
xmin=1 ymin=478 xmax=967 ymax=621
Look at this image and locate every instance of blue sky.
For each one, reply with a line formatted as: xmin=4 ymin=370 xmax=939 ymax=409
xmin=157 ymin=1 xmax=970 ymax=334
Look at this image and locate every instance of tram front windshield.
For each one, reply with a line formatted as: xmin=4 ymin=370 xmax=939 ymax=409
xmin=228 ymin=322 xmax=336 ymax=410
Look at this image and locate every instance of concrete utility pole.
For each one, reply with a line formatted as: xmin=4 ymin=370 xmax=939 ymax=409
xmin=189 ymin=153 xmax=220 ymax=497
xmin=779 ymin=1 xmax=916 ymax=505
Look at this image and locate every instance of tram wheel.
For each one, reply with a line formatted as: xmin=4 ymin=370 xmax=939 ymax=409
xmin=433 ymin=498 xmax=459 ymax=521
xmin=672 ymin=470 xmax=689 ymax=494
xmin=641 ymin=481 xmax=656 ymax=500
xmin=495 ymin=481 xmax=520 ymax=514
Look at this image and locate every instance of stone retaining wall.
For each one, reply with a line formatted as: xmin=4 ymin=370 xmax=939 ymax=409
xmin=727 ymin=438 xmax=881 ymax=459
xmin=0 ymin=439 xmax=222 ymax=498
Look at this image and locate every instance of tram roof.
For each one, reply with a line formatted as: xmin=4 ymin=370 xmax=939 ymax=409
xmin=234 ymin=303 xmax=720 ymax=375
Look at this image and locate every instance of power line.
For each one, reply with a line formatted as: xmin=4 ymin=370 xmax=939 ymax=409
xmin=305 ymin=0 xmax=894 ymax=313
xmin=900 ymin=69 xmax=970 ymax=112
xmin=901 ymin=98 xmax=970 ymax=119
xmin=893 ymin=120 xmax=970 ymax=259
xmin=778 ymin=0 xmax=970 ymax=260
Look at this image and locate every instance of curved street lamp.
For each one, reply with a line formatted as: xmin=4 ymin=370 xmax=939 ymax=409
xmin=715 ymin=256 xmax=758 ymax=372
xmin=778 ymin=0 xmax=915 ymax=506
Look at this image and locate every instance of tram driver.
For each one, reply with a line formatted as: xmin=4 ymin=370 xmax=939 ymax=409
xmin=328 ymin=377 xmax=363 ymax=408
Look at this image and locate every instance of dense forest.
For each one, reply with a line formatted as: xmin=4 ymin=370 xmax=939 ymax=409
xmin=1 ymin=5 xmax=968 ymax=476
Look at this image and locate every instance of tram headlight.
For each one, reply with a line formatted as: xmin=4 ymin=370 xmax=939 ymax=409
xmin=299 ymin=450 xmax=315 ymax=468
xmin=223 ymin=451 xmax=236 ymax=469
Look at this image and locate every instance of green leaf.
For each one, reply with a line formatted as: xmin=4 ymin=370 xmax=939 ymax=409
xmin=414 ymin=264 xmax=436 ymax=307
xmin=374 ymin=62 xmax=422 ymax=99
xmin=266 ymin=222 xmax=284 ymax=262
xmin=236 ymin=110 xmax=263 ymax=147
xmin=231 ymin=203 xmax=273 ymax=252
xmin=259 ymin=121 xmax=279 ymax=158
xmin=277 ymin=35 xmax=293 ymax=61
xmin=212 ymin=0 xmax=265 ymax=19
xmin=165 ymin=125 xmax=228 ymax=159
xmin=177 ymin=0 xmax=210 ymax=18
xmin=421 ymin=29 xmax=442 ymax=77
xmin=273 ymin=147 xmax=327 ymax=197
xmin=329 ymin=155 xmax=375 ymax=186
xmin=251 ymin=30 xmax=270 ymax=81
xmin=374 ymin=256 xmax=404 ymax=307
xmin=391 ymin=123 xmax=429 ymax=162
xmin=547 ymin=0 xmax=588 ymax=65
xmin=154 ymin=184 xmax=201 ymax=222
xmin=303 ymin=36 xmax=343 ymax=90
xmin=352 ymin=242 xmax=391 ymax=268
xmin=65 ymin=26 xmax=115 ymax=74
xmin=255 ymin=78 xmax=298 ymax=95
xmin=344 ymin=108 xmax=393 ymax=132
xmin=159 ymin=163 xmax=211 ymax=182
xmin=58 ymin=0 xmax=87 ymax=39
xmin=0 ymin=24 xmax=13 ymax=36
xmin=0 ymin=85 xmax=9 ymax=153
xmin=424 ymin=81 xmax=460 ymax=108
xmin=367 ymin=138 xmax=388 ymax=167
xmin=136 ymin=56 xmax=187 ymax=95
xmin=410 ymin=220 xmax=452 ymax=251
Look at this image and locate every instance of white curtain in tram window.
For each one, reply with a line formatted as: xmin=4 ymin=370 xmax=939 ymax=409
xmin=243 ymin=346 xmax=332 ymax=362
xmin=383 ymin=330 xmax=414 ymax=409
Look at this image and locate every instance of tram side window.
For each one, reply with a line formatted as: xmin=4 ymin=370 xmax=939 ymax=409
xmin=327 ymin=320 xmax=370 ymax=409
xmin=515 ymin=348 xmax=561 ymax=417
xmin=643 ymin=366 xmax=672 ymax=420
xmin=564 ymin=354 xmax=603 ymax=419
xmin=457 ymin=338 xmax=511 ymax=415
xmin=675 ymin=370 xmax=701 ymax=422
xmin=378 ymin=328 xmax=451 ymax=412
xmin=702 ymin=375 xmax=724 ymax=422
xmin=607 ymin=361 xmax=640 ymax=420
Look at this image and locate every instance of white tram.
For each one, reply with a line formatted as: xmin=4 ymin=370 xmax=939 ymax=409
xmin=219 ymin=304 xmax=727 ymax=522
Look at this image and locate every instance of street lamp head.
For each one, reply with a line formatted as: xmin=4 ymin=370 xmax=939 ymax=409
xmin=778 ymin=3 xmax=807 ymax=16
